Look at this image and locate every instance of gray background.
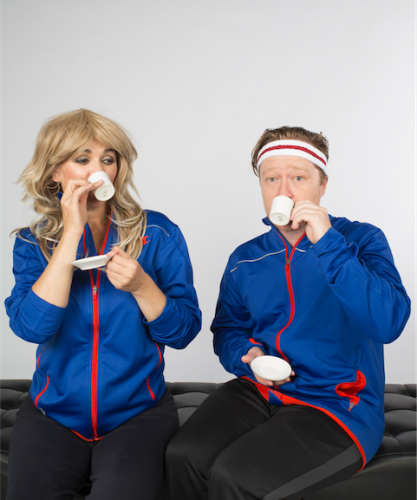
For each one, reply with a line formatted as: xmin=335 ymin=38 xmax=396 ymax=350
xmin=2 ymin=0 xmax=415 ymax=384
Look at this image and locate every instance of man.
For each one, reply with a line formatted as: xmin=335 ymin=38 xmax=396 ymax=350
xmin=166 ymin=127 xmax=411 ymax=500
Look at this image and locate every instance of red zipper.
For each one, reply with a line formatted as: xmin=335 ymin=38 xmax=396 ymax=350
xmin=83 ymin=216 xmax=112 ymax=440
xmin=274 ymin=231 xmax=305 ymax=362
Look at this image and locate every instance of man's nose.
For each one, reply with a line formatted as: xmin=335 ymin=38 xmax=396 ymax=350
xmin=277 ymin=179 xmax=292 ymax=198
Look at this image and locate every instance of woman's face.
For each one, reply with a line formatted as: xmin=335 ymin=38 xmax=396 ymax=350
xmin=52 ymin=139 xmax=118 ymax=208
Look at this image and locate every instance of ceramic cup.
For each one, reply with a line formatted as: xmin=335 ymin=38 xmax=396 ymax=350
xmin=250 ymin=355 xmax=292 ymax=381
xmin=88 ymin=172 xmax=115 ymax=201
xmin=269 ymin=196 xmax=294 ymax=226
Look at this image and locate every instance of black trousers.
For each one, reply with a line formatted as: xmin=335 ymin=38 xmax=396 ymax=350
xmin=7 ymin=389 xmax=178 ymax=500
xmin=166 ymin=378 xmax=362 ymax=500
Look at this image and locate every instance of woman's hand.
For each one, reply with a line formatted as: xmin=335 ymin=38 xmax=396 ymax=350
xmin=242 ymin=347 xmax=295 ymax=387
xmin=105 ymin=247 xmax=167 ymax=321
xmin=60 ymin=178 xmax=103 ymax=236
xmin=32 ymin=177 xmax=103 ymax=308
xmin=105 ymin=246 xmax=148 ymax=293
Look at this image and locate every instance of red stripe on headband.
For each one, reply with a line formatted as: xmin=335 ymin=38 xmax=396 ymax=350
xmin=258 ymin=145 xmax=327 ymax=166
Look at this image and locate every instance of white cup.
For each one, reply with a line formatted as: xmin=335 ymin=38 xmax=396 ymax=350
xmin=250 ymin=355 xmax=292 ymax=381
xmin=88 ymin=172 xmax=115 ymax=201
xmin=269 ymin=196 xmax=294 ymax=226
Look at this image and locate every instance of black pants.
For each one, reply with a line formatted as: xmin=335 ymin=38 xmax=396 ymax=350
xmin=7 ymin=389 xmax=178 ymax=500
xmin=166 ymin=378 xmax=362 ymax=500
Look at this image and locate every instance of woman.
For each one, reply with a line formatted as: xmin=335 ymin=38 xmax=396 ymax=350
xmin=5 ymin=109 xmax=202 ymax=500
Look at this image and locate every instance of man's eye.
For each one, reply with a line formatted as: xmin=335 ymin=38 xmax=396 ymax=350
xmin=294 ymin=176 xmax=303 ymax=181
xmin=267 ymin=177 xmax=276 ymax=183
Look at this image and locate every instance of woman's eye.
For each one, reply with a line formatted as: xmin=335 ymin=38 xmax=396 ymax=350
xmin=75 ymin=158 xmax=88 ymax=165
xmin=103 ymin=158 xmax=115 ymax=165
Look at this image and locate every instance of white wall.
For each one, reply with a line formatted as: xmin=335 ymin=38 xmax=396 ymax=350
xmin=2 ymin=0 xmax=415 ymax=383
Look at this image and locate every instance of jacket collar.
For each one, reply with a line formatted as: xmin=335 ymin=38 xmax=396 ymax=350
xmin=262 ymin=215 xmax=335 ymax=251
xmin=262 ymin=217 xmax=311 ymax=251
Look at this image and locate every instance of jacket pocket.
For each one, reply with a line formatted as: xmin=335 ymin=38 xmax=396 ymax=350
xmin=34 ymin=349 xmax=50 ymax=409
xmin=335 ymin=370 xmax=366 ymax=411
xmin=146 ymin=341 xmax=163 ymax=401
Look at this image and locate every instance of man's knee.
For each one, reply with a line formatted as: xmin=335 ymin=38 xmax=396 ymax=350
xmin=208 ymin=452 xmax=242 ymax=495
xmin=166 ymin=429 xmax=205 ymax=472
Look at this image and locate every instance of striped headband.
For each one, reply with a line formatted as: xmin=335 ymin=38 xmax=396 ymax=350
xmin=257 ymin=140 xmax=328 ymax=173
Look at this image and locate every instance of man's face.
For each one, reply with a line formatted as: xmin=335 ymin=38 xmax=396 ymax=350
xmin=259 ymin=155 xmax=328 ymax=228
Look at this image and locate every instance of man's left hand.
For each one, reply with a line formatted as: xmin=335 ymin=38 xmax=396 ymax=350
xmin=290 ymin=200 xmax=331 ymax=244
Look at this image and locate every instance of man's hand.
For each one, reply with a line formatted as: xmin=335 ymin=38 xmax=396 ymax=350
xmin=242 ymin=347 xmax=294 ymax=387
xmin=290 ymin=200 xmax=331 ymax=244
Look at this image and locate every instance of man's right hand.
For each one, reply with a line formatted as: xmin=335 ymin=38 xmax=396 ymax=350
xmin=241 ymin=347 xmax=294 ymax=387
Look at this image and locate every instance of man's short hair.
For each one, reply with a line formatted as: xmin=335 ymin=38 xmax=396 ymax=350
xmin=251 ymin=126 xmax=329 ymax=184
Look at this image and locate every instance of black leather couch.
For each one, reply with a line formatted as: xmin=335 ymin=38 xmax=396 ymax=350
xmin=1 ymin=380 xmax=416 ymax=500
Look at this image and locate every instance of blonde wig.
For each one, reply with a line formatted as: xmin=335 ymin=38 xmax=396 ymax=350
xmin=13 ymin=109 xmax=146 ymax=261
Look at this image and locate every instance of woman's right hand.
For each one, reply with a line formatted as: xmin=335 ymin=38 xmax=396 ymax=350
xmin=60 ymin=178 xmax=103 ymax=236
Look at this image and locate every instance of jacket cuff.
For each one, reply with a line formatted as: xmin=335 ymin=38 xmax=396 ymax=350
xmin=312 ymin=227 xmax=345 ymax=257
xmin=248 ymin=338 xmax=267 ymax=353
xmin=239 ymin=341 xmax=263 ymax=375
xmin=143 ymin=295 xmax=184 ymax=339
xmin=22 ymin=289 xmax=66 ymax=336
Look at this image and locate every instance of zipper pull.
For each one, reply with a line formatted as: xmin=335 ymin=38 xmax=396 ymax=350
xmin=348 ymin=401 xmax=355 ymax=411
xmin=285 ymin=258 xmax=290 ymax=269
xmin=93 ymin=286 xmax=98 ymax=299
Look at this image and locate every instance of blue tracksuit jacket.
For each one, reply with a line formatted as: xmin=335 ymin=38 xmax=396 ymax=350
xmin=211 ymin=216 xmax=411 ymax=468
xmin=5 ymin=210 xmax=202 ymax=440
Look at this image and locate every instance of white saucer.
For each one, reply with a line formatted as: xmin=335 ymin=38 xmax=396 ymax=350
xmin=71 ymin=255 xmax=110 ymax=270
xmin=250 ymin=356 xmax=292 ymax=381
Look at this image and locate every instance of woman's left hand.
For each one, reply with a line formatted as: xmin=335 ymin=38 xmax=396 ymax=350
xmin=105 ymin=246 xmax=147 ymax=293
xmin=105 ymin=246 xmax=166 ymax=321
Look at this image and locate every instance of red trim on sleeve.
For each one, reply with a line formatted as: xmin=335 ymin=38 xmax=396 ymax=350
xmin=249 ymin=338 xmax=263 ymax=346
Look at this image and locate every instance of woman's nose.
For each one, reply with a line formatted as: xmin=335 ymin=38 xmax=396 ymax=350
xmin=88 ymin=159 xmax=105 ymax=175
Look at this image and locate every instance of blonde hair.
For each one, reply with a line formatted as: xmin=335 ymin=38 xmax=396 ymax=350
xmin=251 ymin=126 xmax=329 ymax=184
xmin=13 ymin=109 xmax=146 ymax=261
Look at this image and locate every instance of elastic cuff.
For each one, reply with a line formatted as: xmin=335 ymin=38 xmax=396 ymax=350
xmin=312 ymin=227 xmax=344 ymax=257
xmin=143 ymin=295 xmax=181 ymax=332
xmin=22 ymin=289 xmax=66 ymax=336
